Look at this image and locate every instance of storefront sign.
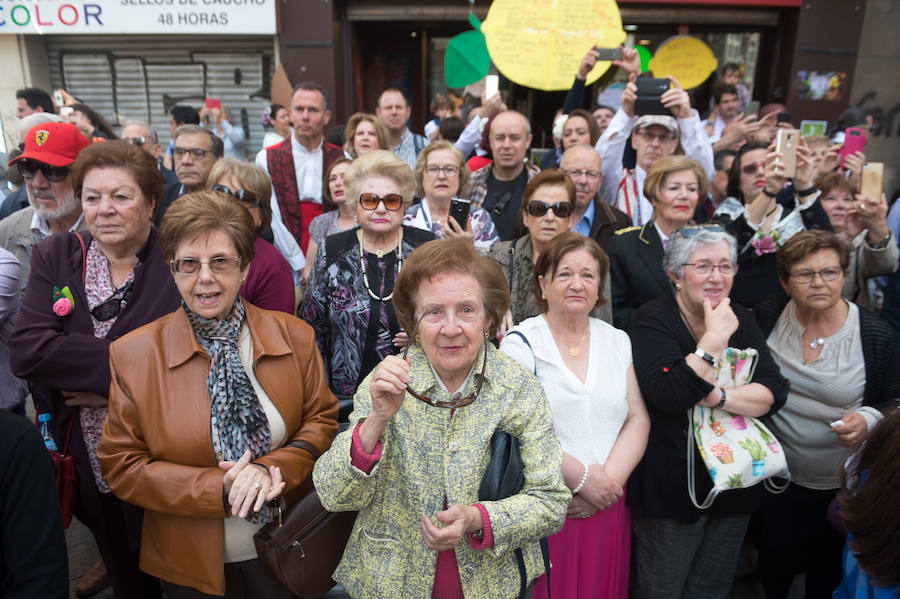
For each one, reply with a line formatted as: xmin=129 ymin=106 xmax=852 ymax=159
xmin=0 ymin=0 xmax=275 ymax=34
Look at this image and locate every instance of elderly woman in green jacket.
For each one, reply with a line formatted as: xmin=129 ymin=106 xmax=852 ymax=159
xmin=313 ymin=237 xmax=569 ymax=599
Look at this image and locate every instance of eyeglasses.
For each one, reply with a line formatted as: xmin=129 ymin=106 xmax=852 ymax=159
xmin=212 ymin=185 xmax=261 ymax=208
xmin=173 ymin=147 xmax=212 ymax=160
xmin=90 ymin=281 xmax=134 ymax=321
xmin=635 ymin=130 xmax=677 ymax=143
xmin=563 ymin=168 xmax=601 ymax=181
xmin=401 ymin=311 xmax=487 ymax=409
xmin=358 ymin=192 xmax=403 ymax=211
xmin=526 ymin=201 xmax=572 ymax=219
xmin=425 ymin=165 xmax=460 ymax=178
xmin=789 ymin=267 xmax=844 ymax=284
xmin=170 ymin=257 xmax=242 ymax=276
xmin=683 ymin=262 xmax=737 ymax=276
xmin=18 ymin=160 xmax=70 ymax=183
xmin=741 ymin=161 xmax=766 ymax=175
xmin=674 ymin=224 xmax=725 ymax=239
xmin=123 ymin=136 xmax=147 ymax=147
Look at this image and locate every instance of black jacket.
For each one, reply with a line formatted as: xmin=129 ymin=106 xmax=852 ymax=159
xmin=588 ymin=196 xmax=632 ymax=252
xmin=608 ymin=221 xmax=670 ymax=330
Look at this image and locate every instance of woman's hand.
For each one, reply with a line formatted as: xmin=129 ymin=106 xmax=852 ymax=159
xmin=621 ymin=73 xmax=638 ymax=118
xmin=444 ymin=215 xmax=474 ymax=243
xmin=495 ymin=309 xmax=514 ymax=342
xmin=576 ymin=48 xmax=599 ymax=80
xmin=566 ymin=494 xmax=598 ymax=519
xmin=62 ymin=391 xmax=107 ymax=407
xmin=578 ymin=464 xmax=623 ymax=511
xmin=832 ymin=412 xmax=867 ymax=448
xmin=662 ymin=76 xmax=692 ymax=120
xmin=368 ymin=355 xmax=411 ymax=425
xmin=220 ymin=450 xmax=285 ymax=518
xmin=421 ymin=504 xmax=481 ymax=551
xmin=793 ymin=138 xmax=815 ymax=191
xmin=612 ymin=46 xmax=642 ymax=76
xmin=843 ymin=151 xmax=866 ymax=190
xmin=392 ymin=331 xmax=410 ymax=351
xmin=698 ymin=298 xmax=738 ymax=354
xmin=764 ymin=143 xmax=787 ymax=193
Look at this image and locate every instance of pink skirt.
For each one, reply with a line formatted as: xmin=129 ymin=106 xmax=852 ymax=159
xmin=532 ymin=491 xmax=630 ymax=599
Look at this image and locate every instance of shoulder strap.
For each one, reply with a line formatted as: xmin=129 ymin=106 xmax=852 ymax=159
xmin=505 ymin=330 xmax=536 ymax=375
xmin=73 ymin=231 xmax=87 ymax=283
xmin=283 ymin=439 xmax=321 ymax=460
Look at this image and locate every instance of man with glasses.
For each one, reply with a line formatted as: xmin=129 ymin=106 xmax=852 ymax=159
xmin=153 ymin=124 xmax=223 ymax=225
xmin=559 ymin=144 xmax=631 ymax=251
xmin=469 ymin=110 xmax=540 ymax=241
xmin=595 ymin=69 xmax=714 ymax=226
xmin=120 ymin=119 xmax=178 ymax=186
xmin=0 ymin=122 xmax=89 ymax=292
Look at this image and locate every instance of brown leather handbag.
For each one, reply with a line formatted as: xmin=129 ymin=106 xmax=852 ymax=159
xmin=253 ymin=440 xmax=357 ymax=598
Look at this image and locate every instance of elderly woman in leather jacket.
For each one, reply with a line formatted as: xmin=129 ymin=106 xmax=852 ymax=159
xmin=98 ymin=190 xmax=338 ymax=598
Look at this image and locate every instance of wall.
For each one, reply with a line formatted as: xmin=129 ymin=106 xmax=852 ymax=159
xmin=852 ymin=0 xmax=900 ymax=197
xmin=0 ymin=35 xmax=52 ymax=151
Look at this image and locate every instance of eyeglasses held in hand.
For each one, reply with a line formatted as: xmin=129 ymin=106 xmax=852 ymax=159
xmin=526 ymin=200 xmax=572 ymax=219
xmin=682 ymin=262 xmax=737 ymax=276
xmin=18 ymin=160 xmax=70 ymax=183
xmin=212 ymin=185 xmax=261 ymax=208
xmin=170 ymin=257 xmax=242 ymax=276
xmin=789 ymin=267 xmax=844 ymax=284
xmin=90 ymin=281 xmax=134 ymax=321
xmin=425 ymin=165 xmax=460 ymax=178
xmin=173 ymin=147 xmax=212 ymax=160
xmin=401 ymin=311 xmax=487 ymax=409
xmin=358 ymin=192 xmax=403 ymax=211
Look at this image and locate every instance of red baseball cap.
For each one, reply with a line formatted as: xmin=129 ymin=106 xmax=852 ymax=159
xmin=8 ymin=122 xmax=90 ymax=168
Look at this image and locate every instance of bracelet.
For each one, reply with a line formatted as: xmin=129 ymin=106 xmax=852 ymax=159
xmin=797 ymin=185 xmax=817 ymax=197
xmin=761 ymin=187 xmax=778 ymax=199
xmin=868 ymin=231 xmax=892 ymax=249
xmin=716 ymin=387 xmax=727 ymax=409
xmin=693 ymin=347 xmax=719 ymax=370
xmin=571 ymin=464 xmax=590 ymax=495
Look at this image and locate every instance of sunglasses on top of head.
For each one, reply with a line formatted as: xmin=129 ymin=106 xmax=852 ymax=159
xmin=212 ymin=185 xmax=261 ymax=208
xmin=18 ymin=160 xmax=70 ymax=183
xmin=358 ymin=192 xmax=403 ymax=211
xmin=526 ymin=200 xmax=572 ymax=219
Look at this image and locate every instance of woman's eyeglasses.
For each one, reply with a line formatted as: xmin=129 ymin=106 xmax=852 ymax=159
xmin=90 ymin=281 xmax=134 ymax=321
xmin=741 ymin=162 xmax=766 ymax=175
xmin=526 ymin=201 xmax=572 ymax=219
xmin=401 ymin=311 xmax=486 ymax=409
xmin=170 ymin=257 xmax=242 ymax=276
xmin=358 ymin=193 xmax=403 ymax=211
xmin=789 ymin=267 xmax=844 ymax=284
xmin=212 ymin=185 xmax=261 ymax=208
xmin=17 ymin=160 xmax=70 ymax=183
xmin=424 ymin=165 xmax=460 ymax=178
xmin=682 ymin=263 xmax=737 ymax=276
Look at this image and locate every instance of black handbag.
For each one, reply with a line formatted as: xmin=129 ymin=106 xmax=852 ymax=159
xmin=480 ymin=428 xmax=552 ymax=599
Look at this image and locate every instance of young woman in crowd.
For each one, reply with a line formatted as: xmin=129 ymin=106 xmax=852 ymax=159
xmin=344 ymin=113 xmax=389 ymax=159
xmin=261 ymin=103 xmax=290 ymax=149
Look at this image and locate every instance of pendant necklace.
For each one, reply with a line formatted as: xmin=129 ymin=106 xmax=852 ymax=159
xmin=359 ymin=229 xmax=403 ymax=302
xmin=809 ymin=337 xmax=825 ymax=349
xmin=561 ymin=327 xmax=589 ymax=357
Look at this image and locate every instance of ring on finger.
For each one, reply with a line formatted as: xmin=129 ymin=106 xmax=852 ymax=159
xmin=254 ymin=482 xmax=262 ymax=490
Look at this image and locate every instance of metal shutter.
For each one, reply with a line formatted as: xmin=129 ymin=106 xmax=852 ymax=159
xmin=45 ymin=35 xmax=276 ymax=158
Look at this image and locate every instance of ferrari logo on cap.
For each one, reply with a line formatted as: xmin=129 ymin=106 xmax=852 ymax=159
xmin=35 ymin=130 xmax=50 ymax=146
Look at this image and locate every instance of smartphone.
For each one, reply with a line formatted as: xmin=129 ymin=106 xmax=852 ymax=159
xmin=592 ymin=47 xmax=622 ymax=61
xmin=776 ymin=112 xmax=792 ymax=124
xmin=634 ymin=77 xmax=672 ymax=116
xmin=840 ymin=127 xmax=867 ymax=168
xmin=205 ymin=97 xmax=222 ymax=111
xmin=449 ymin=198 xmax=471 ymax=230
xmin=54 ymin=90 xmax=65 ymax=108
xmin=484 ymin=75 xmax=499 ymax=100
xmin=860 ymin=162 xmax=884 ymax=200
xmin=775 ymin=129 xmax=799 ymax=178
xmin=744 ymin=101 xmax=760 ymax=118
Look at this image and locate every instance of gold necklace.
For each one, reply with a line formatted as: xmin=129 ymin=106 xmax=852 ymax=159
xmin=557 ymin=326 xmax=589 ymax=357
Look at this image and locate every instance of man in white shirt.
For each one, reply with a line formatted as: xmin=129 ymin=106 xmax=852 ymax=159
xmin=0 ymin=122 xmax=89 ymax=291
xmin=703 ymin=82 xmax=740 ymax=143
xmin=375 ymin=88 xmax=427 ymax=169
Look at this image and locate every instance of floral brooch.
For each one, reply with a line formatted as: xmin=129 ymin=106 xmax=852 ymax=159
xmin=52 ymin=286 xmax=75 ymax=316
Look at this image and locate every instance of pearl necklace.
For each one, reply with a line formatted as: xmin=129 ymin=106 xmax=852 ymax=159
xmin=359 ymin=229 xmax=402 ymax=302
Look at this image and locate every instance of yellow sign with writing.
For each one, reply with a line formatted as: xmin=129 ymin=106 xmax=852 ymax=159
xmin=480 ymin=0 xmax=626 ymax=92
xmin=648 ymin=36 xmax=719 ymax=90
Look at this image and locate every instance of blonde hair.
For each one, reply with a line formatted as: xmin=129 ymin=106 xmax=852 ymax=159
xmin=344 ymin=113 xmax=390 ymax=158
xmin=413 ymin=140 xmax=471 ymax=198
xmin=343 ymin=150 xmax=416 ymax=211
xmin=206 ymin=158 xmax=273 ymax=234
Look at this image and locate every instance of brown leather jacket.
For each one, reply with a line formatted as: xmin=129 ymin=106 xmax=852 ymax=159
xmin=97 ymin=302 xmax=339 ymax=595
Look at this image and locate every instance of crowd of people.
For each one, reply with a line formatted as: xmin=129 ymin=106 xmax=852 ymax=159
xmin=1 ymin=44 xmax=899 ymax=599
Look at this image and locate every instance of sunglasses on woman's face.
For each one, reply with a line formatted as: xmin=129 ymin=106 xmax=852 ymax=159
xmin=211 ymin=185 xmax=261 ymax=208
xmin=526 ymin=200 xmax=572 ymax=219
xmin=358 ymin=192 xmax=403 ymax=211
xmin=18 ymin=159 xmax=70 ymax=183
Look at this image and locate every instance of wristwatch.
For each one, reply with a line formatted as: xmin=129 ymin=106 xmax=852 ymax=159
xmin=693 ymin=348 xmax=719 ymax=369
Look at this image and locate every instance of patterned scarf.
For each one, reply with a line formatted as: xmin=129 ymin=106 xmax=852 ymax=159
xmin=184 ymin=298 xmax=271 ymax=523
xmin=616 ymin=168 xmax=646 ymax=226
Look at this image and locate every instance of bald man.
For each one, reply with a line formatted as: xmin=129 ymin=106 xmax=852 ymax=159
xmin=468 ymin=110 xmax=539 ymax=240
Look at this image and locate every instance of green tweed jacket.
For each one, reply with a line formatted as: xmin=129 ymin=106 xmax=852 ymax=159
xmin=313 ymin=343 xmax=569 ymax=599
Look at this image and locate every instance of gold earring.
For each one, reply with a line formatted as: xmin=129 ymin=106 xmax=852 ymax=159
xmin=241 ymin=275 xmax=247 ymax=285
xmin=541 ymin=292 xmax=547 ymax=299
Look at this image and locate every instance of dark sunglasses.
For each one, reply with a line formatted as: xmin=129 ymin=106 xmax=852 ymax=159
xmin=90 ymin=281 xmax=134 ymax=322
xmin=741 ymin=161 xmax=766 ymax=175
xmin=674 ymin=224 xmax=725 ymax=239
xmin=526 ymin=200 xmax=572 ymax=219
xmin=401 ymin=311 xmax=487 ymax=409
xmin=359 ymin=192 xmax=403 ymax=211
xmin=123 ymin=136 xmax=148 ymax=147
xmin=212 ymin=185 xmax=261 ymax=208
xmin=18 ymin=160 xmax=70 ymax=183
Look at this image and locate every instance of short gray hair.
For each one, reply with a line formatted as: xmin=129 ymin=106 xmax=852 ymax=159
xmin=173 ymin=124 xmax=224 ymax=158
xmin=663 ymin=228 xmax=738 ymax=279
xmin=121 ymin=119 xmax=158 ymax=145
xmin=17 ymin=112 xmax=63 ymax=143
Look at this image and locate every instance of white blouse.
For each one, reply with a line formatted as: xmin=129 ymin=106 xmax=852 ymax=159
xmin=500 ymin=315 xmax=631 ymax=466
